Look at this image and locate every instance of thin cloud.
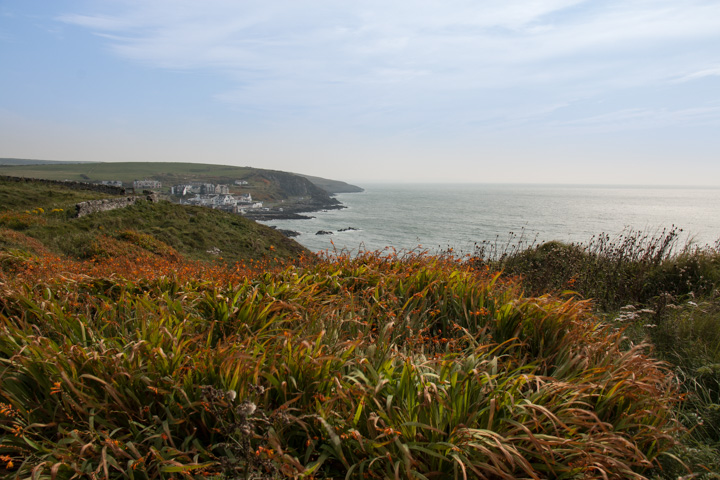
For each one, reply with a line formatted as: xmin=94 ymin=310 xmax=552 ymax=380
xmin=675 ymin=66 xmax=720 ymax=83
xmin=552 ymin=105 xmax=720 ymax=133
xmin=57 ymin=1 xmax=720 ymax=71
xmin=56 ymin=0 xmax=720 ymax=133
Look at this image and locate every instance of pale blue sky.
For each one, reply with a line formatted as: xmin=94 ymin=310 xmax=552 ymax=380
xmin=2 ymin=0 xmax=719 ymax=184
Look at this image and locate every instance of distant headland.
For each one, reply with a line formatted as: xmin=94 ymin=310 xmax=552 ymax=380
xmin=0 ymin=158 xmax=363 ymax=219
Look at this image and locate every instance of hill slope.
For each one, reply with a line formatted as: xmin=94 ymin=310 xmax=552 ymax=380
xmin=0 ymin=159 xmax=363 ymax=200
xmin=0 ymin=177 xmax=308 ymax=264
xmin=297 ymin=173 xmax=364 ymax=193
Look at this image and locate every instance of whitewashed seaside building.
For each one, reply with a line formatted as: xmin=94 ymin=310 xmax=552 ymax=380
xmin=133 ymin=180 xmax=162 ymax=190
xmin=171 ymin=183 xmax=230 ymax=195
xmin=180 ymin=192 xmax=262 ymax=213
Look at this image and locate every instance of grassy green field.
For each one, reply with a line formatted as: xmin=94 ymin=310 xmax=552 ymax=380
xmin=0 ymin=160 xmax=362 ymax=196
xmin=0 ymin=161 xmax=253 ymax=184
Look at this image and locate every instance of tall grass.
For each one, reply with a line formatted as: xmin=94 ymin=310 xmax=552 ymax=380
xmin=472 ymin=229 xmax=720 ymax=477
xmin=0 ymin=249 xmax=682 ymax=479
xmin=473 ymin=227 xmax=720 ymax=311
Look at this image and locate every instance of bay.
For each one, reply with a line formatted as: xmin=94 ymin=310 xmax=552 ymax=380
xmin=261 ymin=184 xmax=720 ymax=255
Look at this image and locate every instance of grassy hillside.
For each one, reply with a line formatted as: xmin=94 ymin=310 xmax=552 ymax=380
xmin=297 ymin=174 xmax=364 ymax=193
xmin=0 ymin=177 xmax=118 ymax=212
xmin=0 ymin=162 xmax=274 ymax=202
xmin=0 ymin=160 xmax=363 ymax=199
xmin=0 ymin=158 xmax=88 ymax=166
xmin=0 ymin=161 xmax=255 ymax=185
xmin=0 ymin=177 xmax=308 ymax=264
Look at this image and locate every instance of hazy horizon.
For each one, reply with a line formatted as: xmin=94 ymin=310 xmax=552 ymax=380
xmin=2 ymin=1 xmax=719 ymax=186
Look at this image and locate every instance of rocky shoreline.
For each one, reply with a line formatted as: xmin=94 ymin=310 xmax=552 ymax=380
xmin=245 ymin=203 xmax=360 ymax=239
xmin=241 ymin=201 xmax=346 ymax=221
xmin=241 ymin=186 xmax=359 ymax=238
xmin=242 ymin=212 xmax=315 ymax=221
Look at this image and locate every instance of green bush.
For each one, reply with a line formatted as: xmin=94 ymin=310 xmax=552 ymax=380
xmin=475 ymin=229 xmax=720 ymax=311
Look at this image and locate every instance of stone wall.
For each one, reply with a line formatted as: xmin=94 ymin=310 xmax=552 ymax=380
xmin=0 ymin=175 xmax=128 ymax=195
xmin=75 ymin=194 xmax=159 ymax=218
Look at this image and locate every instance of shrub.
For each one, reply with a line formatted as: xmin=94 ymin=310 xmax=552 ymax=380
xmin=0 ymin=212 xmax=46 ymax=230
xmin=474 ymin=228 xmax=720 ymax=311
xmin=116 ymin=229 xmax=181 ymax=260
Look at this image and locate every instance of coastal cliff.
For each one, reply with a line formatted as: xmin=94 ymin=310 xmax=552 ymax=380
xmin=238 ymin=170 xmax=348 ymax=220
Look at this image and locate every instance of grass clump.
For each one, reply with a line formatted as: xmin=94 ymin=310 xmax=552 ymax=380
xmin=0 ymin=211 xmax=47 ymax=230
xmin=0 ymin=250 xmax=681 ymax=479
xmin=472 ymin=229 xmax=720 ymax=477
xmin=649 ymin=295 xmax=720 ymax=475
xmin=474 ymin=227 xmax=720 ymax=311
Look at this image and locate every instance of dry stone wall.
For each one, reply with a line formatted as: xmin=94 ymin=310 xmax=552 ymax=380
xmin=0 ymin=175 xmax=127 ymax=195
xmin=75 ymin=194 xmax=159 ymax=218
xmin=0 ymin=175 xmax=162 ymax=217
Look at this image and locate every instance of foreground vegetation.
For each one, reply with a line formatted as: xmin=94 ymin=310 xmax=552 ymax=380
xmin=473 ymin=229 xmax=720 ymax=477
xmin=0 ymin=247 xmax=682 ymax=479
xmin=474 ymin=228 xmax=720 ymax=311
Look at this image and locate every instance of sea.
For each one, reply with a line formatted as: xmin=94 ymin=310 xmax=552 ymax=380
xmin=260 ymin=184 xmax=720 ymax=256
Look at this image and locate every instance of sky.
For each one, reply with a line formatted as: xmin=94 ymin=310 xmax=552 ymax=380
xmin=1 ymin=1 xmax=719 ymax=185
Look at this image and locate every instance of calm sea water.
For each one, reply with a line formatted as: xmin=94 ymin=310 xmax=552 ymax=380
xmin=261 ymin=184 xmax=720 ymax=255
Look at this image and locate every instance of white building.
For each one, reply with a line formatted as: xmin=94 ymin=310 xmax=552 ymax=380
xmin=181 ymin=193 xmax=262 ymax=212
xmin=171 ymin=183 xmax=231 ymax=195
xmin=171 ymin=184 xmax=201 ymax=195
xmin=133 ymin=180 xmax=162 ymax=190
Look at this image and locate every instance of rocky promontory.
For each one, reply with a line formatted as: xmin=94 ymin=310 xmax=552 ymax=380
xmin=240 ymin=170 xmax=351 ymax=220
